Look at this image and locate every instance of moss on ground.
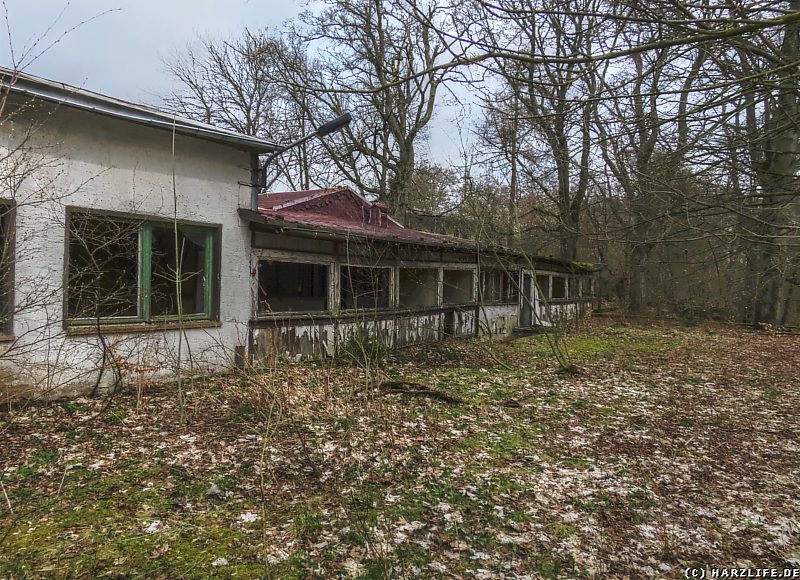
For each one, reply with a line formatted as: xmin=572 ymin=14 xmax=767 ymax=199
xmin=2 ymin=321 xmax=797 ymax=577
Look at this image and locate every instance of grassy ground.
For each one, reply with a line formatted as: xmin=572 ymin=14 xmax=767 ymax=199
xmin=1 ymin=320 xmax=799 ymax=578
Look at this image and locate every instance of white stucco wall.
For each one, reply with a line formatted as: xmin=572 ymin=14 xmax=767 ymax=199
xmin=479 ymin=304 xmax=519 ymax=337
xmin=0 ymin=101 xmax=256 ymax=397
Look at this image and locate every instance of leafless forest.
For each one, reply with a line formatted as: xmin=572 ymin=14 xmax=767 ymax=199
xmin=164 ymin=0 xmax=800 ymax=327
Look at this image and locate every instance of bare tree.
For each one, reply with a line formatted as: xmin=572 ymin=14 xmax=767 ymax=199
xmin=161 ymin=0 xmax=800 ymax=325
xmin=278 ymin=0 xmax=452 ymax=217
xmin=443 ymin=0 xmax=605 ymax=261
xmin=164 ymin=32 xmax=322 ymax=190
xmin=420 ymin=0 xmax=800 ymax=324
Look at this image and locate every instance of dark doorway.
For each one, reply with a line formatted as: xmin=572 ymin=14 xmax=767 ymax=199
xmin=443 ymin=310 xmax=455 ymax=336
xmin=520 ymin=274 xmax=533 ymax=327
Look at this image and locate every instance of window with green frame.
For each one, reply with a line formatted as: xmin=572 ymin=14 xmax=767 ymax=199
xmin=0 ymin=202 xmax=15 ymax=334
xmin=66 ymin=211 xmax=218 ymax=324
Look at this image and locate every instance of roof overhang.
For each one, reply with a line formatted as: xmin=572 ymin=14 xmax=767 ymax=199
xmin=240 ymin=207 xmax=475 ymax=251
xmin=1 ymin=68 xmax=281 ymax=154
xmin=239 ymin=208 xmax=594 ymax=273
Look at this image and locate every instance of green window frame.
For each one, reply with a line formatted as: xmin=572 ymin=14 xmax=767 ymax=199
xmin=66 ymin=210 xmax=219 ymax=326
xmin=0 ymin=201 xmax=15 ymax=335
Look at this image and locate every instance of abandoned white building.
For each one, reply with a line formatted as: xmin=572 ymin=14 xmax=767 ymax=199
xmin=0 ymin=68 xmax=593 ymax=397
xmin=241 ymin=187 xmax=594 ymax=359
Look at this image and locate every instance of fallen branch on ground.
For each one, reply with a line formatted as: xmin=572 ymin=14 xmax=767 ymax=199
xmin=373 ymin=381 xmax=464 ymax=404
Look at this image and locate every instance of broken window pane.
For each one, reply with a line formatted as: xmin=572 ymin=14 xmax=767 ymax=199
xmin=150 ymin=225 xmax=208 ymax=317
xmin=507 ymin=272 xmax=520 ymax=302
xmin=443 ymin=269 xmax=474 ymax=304
xmin=480 ymin=270 xmax=501 ymax=302
xmin=341 ymin=266 xmax=390 ymax=310
xmin=258 ymin=261 xmax=328 ymax=313
xmin=551 ymin=276 xmax=566 ymax=299
xmin=66 ymin=212 xmax=217 ymax=324
xmin=536 ymin=275 xmax=550 ymax=299
xmin=399 ymin=268 xmax=438 ymax=309
xmin=67 ymin=213 xmax=140 ymax=318
xmin=481 ymin=270 xmax=517 ymax=302
xmin=569 ymin=277 xmax=580 ymax=298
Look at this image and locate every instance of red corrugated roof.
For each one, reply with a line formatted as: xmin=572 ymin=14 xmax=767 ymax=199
xmin=253 ymin=188 xmax=594 ymax=270
xmin=257 ymin=186 xmax=466 ymax=246
xmin=258 ymin=188 xmax=342 ymax=210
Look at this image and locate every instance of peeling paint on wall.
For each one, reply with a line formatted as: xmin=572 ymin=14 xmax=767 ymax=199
xmin=252 ymin=304 xmax=520 ymax=361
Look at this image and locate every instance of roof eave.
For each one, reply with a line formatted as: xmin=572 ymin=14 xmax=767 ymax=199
xmin=240 ymin=208 xmax=528 ymax=256
xmin=240 ymin=208 xmax=595 ymax=270
xmin=240 ymin=208 xmax=475 ymax=251
xmin=3 ymin=73 xmax=281 ymax=154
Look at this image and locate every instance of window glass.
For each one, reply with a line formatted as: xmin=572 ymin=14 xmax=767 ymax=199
xmin=66 ymin=212 xmax=217 ymax=324
xmin=399 ymin=268 xmax=438 ymax=308
xmin=551 ymin=276 xmax=567 ymax=299
xmin=480 ymin=271 xmax=501 ymax=302
xmin=507 ymin=272 xmax=520 ymax=301
xmin=481 ymin=270 xmax=517 ymax=302
xmin=443 ymin=269 xmax=474 ymax=304
xmin=67 ymin=214 xmax=140 ymax=318
xmin=536 ymin=275 xmax=550 ymax=299
xmin=150 ymin=225 xmax=207 ymax=316
xmin=569 ymin=277 xmax=580 ymax=298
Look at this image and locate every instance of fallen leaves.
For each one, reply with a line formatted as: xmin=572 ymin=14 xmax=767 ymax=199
xmin=0 ymin=320 xmax=798 ymax=577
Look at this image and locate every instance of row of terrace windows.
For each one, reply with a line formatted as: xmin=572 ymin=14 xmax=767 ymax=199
xmin=0 ymin=209 xmax=527 ymax=328
xmin=0 ymin=207 xmax=591 ymax=330
xmin=256 ymin=262 xmax=522 ymax=315
xmin=535 ymin=274 xmax=592 ymax=300
xmin=257 ymin=262 xmax=396 ymax=313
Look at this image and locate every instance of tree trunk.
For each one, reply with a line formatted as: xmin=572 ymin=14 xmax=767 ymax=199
xmin=750 ymin=0 xmax=800 ymax=326
xmin=559 ymin=209 xmax=580 ymax=262
xmin=749 ymin=207 xmax=793 ymax=325
xmin=628 ymin=243 xmax=649 ymax=312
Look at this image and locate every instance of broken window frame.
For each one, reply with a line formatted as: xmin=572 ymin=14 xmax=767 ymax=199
xmin=442 ymin=268 xmax=475 ymax=305
xmin=480 ymin=269 xmax=519 ymax=304
xmin=398 ymin=267 xmax=439 ymax=310
xmin=257 ymin=259 xmax=330 ymax=314
xmin=551 ymin=275 xmax=567 ymax=300
xmin=340 ymin=265 xmax=392 ymax=311
xmin=0 ymin=200 xmax=15 ymax=336
xmin=65 ymin=208 xmax=219 ymax=326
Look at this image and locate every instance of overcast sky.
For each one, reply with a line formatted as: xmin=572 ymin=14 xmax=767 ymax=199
xmin=0 ymin=0 xmax=304 ymax=103
xmin=0 ymin=0 xmax=468 ymax=162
